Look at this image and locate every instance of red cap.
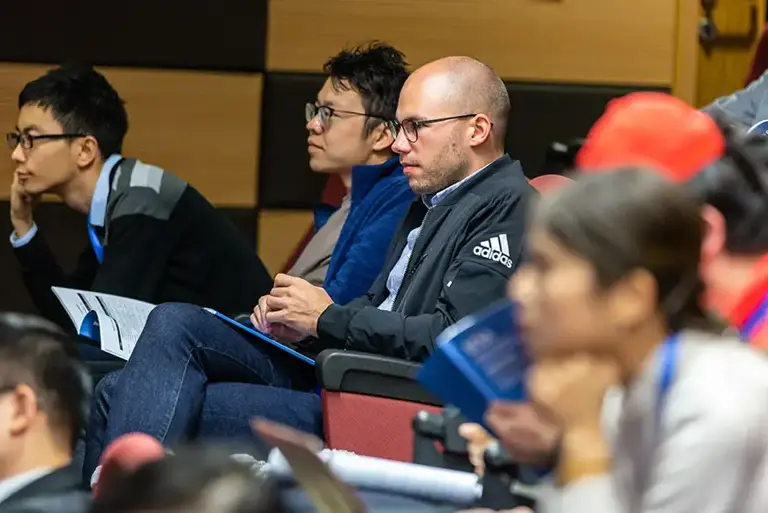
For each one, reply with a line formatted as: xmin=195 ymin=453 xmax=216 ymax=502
xmin=576 ymin=92 xmax=725 ymax=183
xmin=93 ymin=433 xmax=165 ymax=498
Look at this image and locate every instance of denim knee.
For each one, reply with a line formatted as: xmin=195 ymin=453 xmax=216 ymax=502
xmin=137 ymin=302 xmax=205 ymax=355
xmin=144 ymin=302 xmax=201 ymax=332
xmin=93 ymin=370 xmax=121 ymax=415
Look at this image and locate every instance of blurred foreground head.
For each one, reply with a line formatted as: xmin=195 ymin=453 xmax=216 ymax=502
xmin=510 ymin=168 xmax=712 ymax=360
xmin=91 ymin=445 xmax=285 ymax=513
xmin=576 ymin=92 xmax=768 ymax=332
xmin=0 ymin=313 xmax=89 ymax=479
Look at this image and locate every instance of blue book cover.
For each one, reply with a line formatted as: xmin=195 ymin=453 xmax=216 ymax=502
xmin=204 ymin=308 xmax=315 ymax=366
xmin=417 ymin=299 xmax=529 ymax=431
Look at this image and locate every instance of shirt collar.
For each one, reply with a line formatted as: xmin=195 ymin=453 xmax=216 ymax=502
xmin=0 ymin=467 xmax=53 ymax=506
xmin=423 ymin=161 xmax=492 ymax=208
xmin=89 ymin=154 xmax=123 ymax=227
xmin=727 ymin=253 xmax=768 ymax=334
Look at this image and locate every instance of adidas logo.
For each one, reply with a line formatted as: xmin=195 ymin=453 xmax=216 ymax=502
xmin=473 ymin=234 xmax=513 ymax=268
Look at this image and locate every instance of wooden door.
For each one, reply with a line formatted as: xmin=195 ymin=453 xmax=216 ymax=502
xmin=695 ymin=0 xmax=766 ymax=107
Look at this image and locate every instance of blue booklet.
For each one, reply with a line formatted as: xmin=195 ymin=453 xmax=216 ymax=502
xmin=417 ymin=299 xmax=529 ymax=431
xmin=204 ymin=308 xmax=316 ymax=366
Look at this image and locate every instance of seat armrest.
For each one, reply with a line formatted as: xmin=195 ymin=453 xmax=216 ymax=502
xmin=316 ymin=349 xmax=441 ymax=406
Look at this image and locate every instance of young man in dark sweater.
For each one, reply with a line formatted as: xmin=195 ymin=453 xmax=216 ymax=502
xmin=7 ymin=65 xmax=273 ymax=332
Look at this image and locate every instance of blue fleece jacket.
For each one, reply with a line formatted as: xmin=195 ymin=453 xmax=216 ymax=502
xmin=323 ymin=157 xmax=414 ymax=305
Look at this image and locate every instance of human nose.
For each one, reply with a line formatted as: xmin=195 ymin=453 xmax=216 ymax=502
xmin=390 ymin=127 xmax=411 ymax=154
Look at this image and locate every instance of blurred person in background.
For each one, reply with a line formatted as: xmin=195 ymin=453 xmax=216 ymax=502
xmin=510 ymin=169 xmax=768 ymax=512
xmin=0 ymin=313 xmax=91 ymax=513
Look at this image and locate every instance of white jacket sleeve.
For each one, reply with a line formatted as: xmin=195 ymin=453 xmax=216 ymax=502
xmin=542 ymin=365 xmax=768 ymax=513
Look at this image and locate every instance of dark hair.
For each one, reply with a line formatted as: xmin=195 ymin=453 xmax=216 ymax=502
xmin=323 ymin=41 xmax=409 ymax=135
xmin=92 ymin=445 xmax=285 ymax=513
xmin=19 ymin=63 xmax=128 ymax=157
xmin=534 ymin=168 xmax=713 ymax=333
xmin=0 ymin=313 xmax=90 ymax=450
xmin=687 ymin=117 xmax=768 ymax=254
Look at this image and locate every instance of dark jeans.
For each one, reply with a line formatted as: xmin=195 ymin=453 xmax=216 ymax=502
xmin=82 ymin=302 xmax=323 ymax=481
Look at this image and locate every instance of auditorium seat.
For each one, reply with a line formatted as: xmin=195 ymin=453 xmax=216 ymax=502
xmin=316 ymin=349 xmax=442 ymax=462
xmin=280 ymin=175 xmax=346 ymax=273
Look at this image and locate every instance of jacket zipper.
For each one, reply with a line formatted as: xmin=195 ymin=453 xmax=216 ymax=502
xmin=391 ymin=208 xmax=433 ymax=312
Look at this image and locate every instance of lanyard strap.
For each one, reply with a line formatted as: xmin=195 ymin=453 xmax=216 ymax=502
xmin=740 ymin=294 xmax=768 ymax=341
xmin=88 ymin=223 xmax=105 ymax=264
xmin=655 ymin=334 xmax=679 ymax=426
xmin=87 ymin=157 xmax=125 ymax=265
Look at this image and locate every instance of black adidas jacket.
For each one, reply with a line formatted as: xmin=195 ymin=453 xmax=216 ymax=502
xmin=315 ymin=154 xmax=534 ymax=361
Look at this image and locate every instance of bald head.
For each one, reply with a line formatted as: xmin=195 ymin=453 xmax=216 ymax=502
xmin=393 ymin=57 xmax=510 ymax=195
xmin=406 ymin=56 xmax=510 ymax=147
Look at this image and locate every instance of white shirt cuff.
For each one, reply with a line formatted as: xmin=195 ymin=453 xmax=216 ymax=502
xmin=10 ymin=223 xmax=38 ymax=248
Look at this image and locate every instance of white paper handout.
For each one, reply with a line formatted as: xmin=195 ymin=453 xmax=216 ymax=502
xmin=51 ymin=287 xmax=155 ymax=360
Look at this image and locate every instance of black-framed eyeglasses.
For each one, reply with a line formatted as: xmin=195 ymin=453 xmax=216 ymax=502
xmin=387 ymin=114 xmax=477 ymax=143
xmin=305 ymin=103 xmax=387 ymax=128
xmin=6 ymin=132 xmax=86 ymax=151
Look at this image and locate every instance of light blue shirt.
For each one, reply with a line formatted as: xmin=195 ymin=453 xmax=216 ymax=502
xmin=378 ymin=164 xmax=488 ymax=311
xmin=10 ymin=154 xmax=122 ymax=248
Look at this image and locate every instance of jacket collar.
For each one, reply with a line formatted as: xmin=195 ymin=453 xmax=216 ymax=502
xmin=425 ymin=154 xmax=522 ymax=208
xmin=350 ymin=156 xmax=402 ymax=204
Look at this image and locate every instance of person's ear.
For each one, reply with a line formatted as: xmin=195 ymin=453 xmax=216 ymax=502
xmin=468 ymin=114 xmax=493 ymax=148
xmin=607 ymin=268 xmax=658 ymax=331
xmin=74 ymin=136 xmax=100 ymax=170
xmin=7 ymin=385 xmax=40 ymax=439
xmin=370 ymin=121 xmax=394 ymax=152
xmin=700 ymin=205 xmax=726 ymax=266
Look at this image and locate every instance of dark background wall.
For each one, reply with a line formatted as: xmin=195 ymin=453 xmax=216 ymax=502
xmin=0 ymin=0 xmax=675 ymax=315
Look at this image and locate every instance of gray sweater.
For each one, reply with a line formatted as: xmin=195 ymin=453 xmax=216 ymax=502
xmin=539 ymin=331 xmax=768 ymax=513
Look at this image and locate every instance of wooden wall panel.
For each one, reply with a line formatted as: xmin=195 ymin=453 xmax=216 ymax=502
xmin=0 ymin=64 xmax=263 ymax=207
xmin=267 ymin=0 xmax=677 ymax=86
xmin=0 ymin=64 xmax=50 ymax=200
xmin=258 ymin=210 xmax=315 ymax=275
xmin=107 ymin=68 xmax=262 ymax=207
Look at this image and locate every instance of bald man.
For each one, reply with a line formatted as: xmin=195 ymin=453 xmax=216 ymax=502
xmin=84 ymin=58 xmax=533 ymax=473
xmin=253 ymin=55 xmax=535 ymax=358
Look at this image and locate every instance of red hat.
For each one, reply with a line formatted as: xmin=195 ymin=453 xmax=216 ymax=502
xmin=576 ymin=92 xmax=725 ymax=183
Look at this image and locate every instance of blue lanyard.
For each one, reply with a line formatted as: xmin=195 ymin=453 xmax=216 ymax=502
xmin=87 ymin=222 xmax=105 ymax=264
xmin=655 ymin=334 xmax=679 ymax=422
xmin=740 ymin=295 xmax=768 ymax=341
